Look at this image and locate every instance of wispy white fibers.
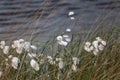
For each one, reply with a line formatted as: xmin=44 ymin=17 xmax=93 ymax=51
xmin=72 ymin=57 xmax=79 ymax=65
xmin=68 ymin=11 xmax=75 ymax=20
xmin=30 ymin=59 xmax=39 ymax=71
xmin=27 ymin=53 xmax=37 ymax=58
xmin=47 ymin=56 xmax=55 ymax=65
xmin=68 ymin=11 xmax=74 ymax=16
xmin=72 ymin=64 xmax=77 ymax=72
xmin=56 ymin=36 xmax=68 ymax=46
xmin=11 ymin=57 xmax=20 ymax=69
xmin=3 ymin=46 xmax=9 ymax=54
xmin=66 ymin=28 xmax=71 ymax=32
xmin=84 ymin=42 xmax=94 ymax=52
xmin=0 ymin=41 xmax=5 ymax=49
xmin=30 ymin=45 xmax=37 ymax=50
xmin=58 ymin=60 xmax=64 ymax=69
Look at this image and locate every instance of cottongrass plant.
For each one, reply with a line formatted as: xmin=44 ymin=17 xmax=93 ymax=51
xmin=0 ymin=26 xmax=119 ymax=80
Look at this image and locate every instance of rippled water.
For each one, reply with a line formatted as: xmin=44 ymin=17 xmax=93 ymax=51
xmin=0 ymin=0 xmax=120 ymax=41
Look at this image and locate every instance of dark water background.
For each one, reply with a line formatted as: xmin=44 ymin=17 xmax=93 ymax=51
xmin=0 ymin=0 xmax=120 ymax=42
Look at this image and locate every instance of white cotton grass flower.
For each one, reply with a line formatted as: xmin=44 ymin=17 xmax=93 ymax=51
xmin=47 ymin=56 xmax=55 ymax=65
xmin=70 ymin=17 xmax=75 ymax=20
xmin=8 ymin=55 xmax=13 ymax=59
xmin=62 ymin=35 xmax=69 ymax=38
xmin=93 ymin=48 xmax=99 ymax=56
xmin=0 ymin=41 xmax=5 ymax=49
xmin=30 ymin=59 xmax=39 ymax=71
xmin=19 ymin=39 xmax=25 ymax=43
xmin=58 ymin=60 xmax=64 ymax=69
xmin=64 ymin=37 xmax=71 ymax=42
xmin=72 ymin=64 xmax=77 ymax=72
xmin=68 ymin=11 xmax=74 ymax=16
xmin=11 ymin=57 xmax=20 ymax=69
xmin=58 ymin=40 xmax=68 ymax=46
xmin=12 ymin=40 xmax=20 ymax=48
xmin=98 ymin=44 xmax=104 ymax=51
xmin=92 ymin=40 xmax=99 ymax=49
xmin=56 ymin=36 xmax=68 ymax=46
xmin=16 ymin=45 xmax=23 ymax=54
xmin=72 ymin=57 xmax=79 ymax=65
xmin=66 ymin=28 xmax=71 ymax=32
xmin=30 ymin=45 xmax=37 ymax=50
xmin=84 ymin=42 xmax=93 ymax=52
xmin=57 ymin=36 xmax=63 ymax=41
xmin=96 ymin=37 xmax=106 ymax=46
xmin=24 ymin=41 xmax=31 ymax=52
xmin=3 ymin=46 xmax=9 ymax=54
xmin=0 ymin=71 xmax=2 ymax=78
xmin=27 ymin=53 xmax=37 ymax=58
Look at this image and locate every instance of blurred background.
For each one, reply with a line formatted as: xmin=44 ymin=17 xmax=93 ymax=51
xmin=0 ymin=0 xmax=119 ymax=42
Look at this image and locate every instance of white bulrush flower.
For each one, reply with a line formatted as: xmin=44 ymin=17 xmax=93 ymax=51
xmin=72 ymin=57 xmax=79 ymax=65
xmin=58 ymin=60 xmax=64 ymax=69
xmin=72 ymin=64 xmax=77 ymax=72
xmin=66 ymin=28 xmax=71 ymax=32
xmin=30 ymin=45 xmax=37 ymax=50
xmin=0 ymin=71 xmax=2 ymax=78
xmin=68 ymin=11 xmax=74 ymax=16
xmin=3 ymin=46 xmax=9 ymax=54
xmin=11 ymin=57 xmax=20 ymax=69
xmin=0 ymin=41 xmax=5 ymax=49
xmin=30 ymin=59 xmax=39 ymax=71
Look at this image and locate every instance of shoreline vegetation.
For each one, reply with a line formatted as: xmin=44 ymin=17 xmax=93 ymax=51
xmin=0 ymin=25 xmax=119 ymax=80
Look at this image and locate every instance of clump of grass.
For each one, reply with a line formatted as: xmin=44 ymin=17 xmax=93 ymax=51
xmin=0 ymin=26 xmax=119 ymax=80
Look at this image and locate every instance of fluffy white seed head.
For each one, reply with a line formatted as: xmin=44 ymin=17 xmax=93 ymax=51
xmin=11 ymin=57 xmax=20 ymax=69
xmin=66 ymin=28 xmax=71 ymax=32
xmin=0 ymin=41 xmax=5 ymax=49
xmin=30 ymin=59 xmax=39 ymax=71
xmin=58 ymin=60 xmax=64 ymax=69
xmin=72 ymin=64 xmax=77 ymax=72
xmin=3 ymin=46 xmax=9 ymax=54
xmin=72 ymin=57 xmax=79 ymax=65
xmin=101 ymin=40 xmax=106 ymax=46
xmin=70 ymin=17 xmax=75 ymax=20
xmin=56 ymin=36 xmax=63 ymax=41
xmin=68 ymin=11 xmax=74 ymax=16
xmin=98 ymin=44 xmax=104 ymax=51
xmin=30 ymin=45 xmax=37 ymax=50
xmin=58 ymin=40 xmax=68 ymax=46
xmin=93 ymin=49 xmax=99 ymax=56
xmin=92 ymin=40 xmax=99 ymax=49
